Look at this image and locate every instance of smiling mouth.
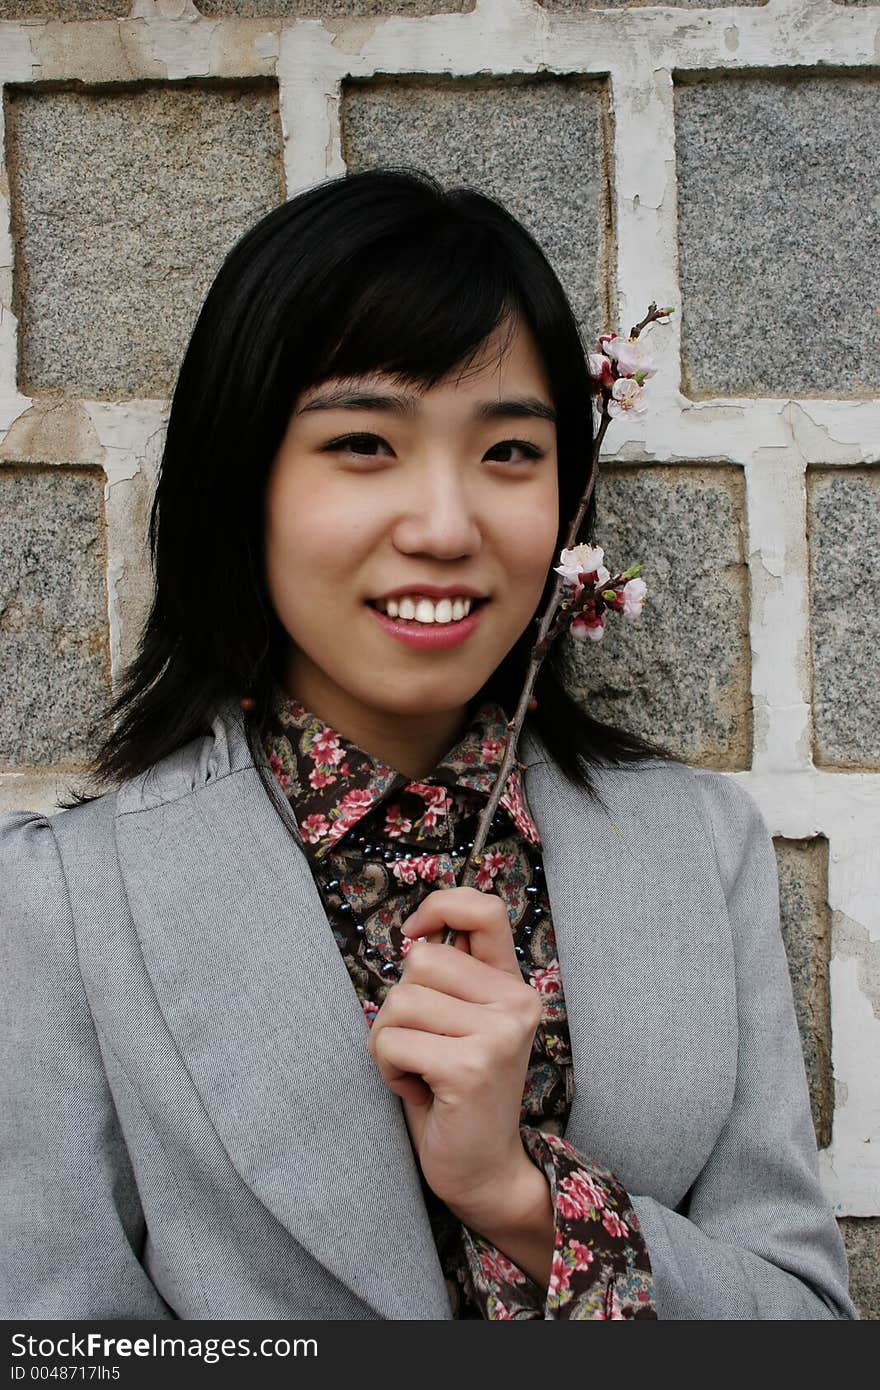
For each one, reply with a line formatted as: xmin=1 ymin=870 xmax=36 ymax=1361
xmin=364 ymin=597 xmax=490 ymax=626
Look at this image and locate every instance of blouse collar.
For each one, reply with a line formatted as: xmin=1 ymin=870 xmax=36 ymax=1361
xmin=263 ymin=682 xmax=543 ymax=860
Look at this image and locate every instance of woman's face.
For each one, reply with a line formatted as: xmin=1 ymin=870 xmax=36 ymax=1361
xmin=263 ymin=316 xmax=560 ymax=751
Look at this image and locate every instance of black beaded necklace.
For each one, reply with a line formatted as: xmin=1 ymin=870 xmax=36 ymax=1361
xmin=311 ymin=808 xmax=547 ymax=979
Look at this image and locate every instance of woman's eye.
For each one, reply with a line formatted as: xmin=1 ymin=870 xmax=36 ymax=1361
xmin=485 ymin=439 xmax=545 ymax=465
xmin=322 ymin=434 xmax=544 ymax=464
xmin=322 ymin=433 xmax=389 ymax=458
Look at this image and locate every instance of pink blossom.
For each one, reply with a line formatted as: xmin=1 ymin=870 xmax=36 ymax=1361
xmin=604 ymin=335 xmax=657 ymax=381
xmin=481 ymin=736 xmax=506 ymax=762
xmin=622 ymin=576 xmax=647 ymax=619
xmin=607 ymin=377 xmax=647 ymax=417
xmin=601 ymin=1210 xmax=629 ymax=1239
xmin=299 ymin=812 xmax=330 ymax=844
xmin=570 ymin=610 xmax=606 ymax=642
xmin=588 ymin=351 xmax=615 ymax=392
xmin=554 ymin=543 xmax=611 ymax=591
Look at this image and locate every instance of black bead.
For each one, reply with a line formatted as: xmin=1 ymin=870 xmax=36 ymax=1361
xmin=363 ymin=945 xmax=379 ymax=960
xmin=380 ymin=961 xmax=397 ymax=978
xmin=525 ymin=885 xmax=538 ymax=896
xmin=532 ymin=906 xmax=543 ymax=919
xmin=338 ymin=902 xmax=352 ymax=915
xmin=325 ymin=878 xmax=340 ymax=891
xmin=514 ymin=944 xmax=527 ymax=962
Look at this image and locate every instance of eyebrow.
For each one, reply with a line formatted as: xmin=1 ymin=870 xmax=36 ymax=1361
xmin=295 ymin=387 xmax=557 ymax=426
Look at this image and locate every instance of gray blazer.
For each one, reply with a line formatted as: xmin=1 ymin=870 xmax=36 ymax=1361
xmin=0 ymin=697 xmax=856 ymax=1320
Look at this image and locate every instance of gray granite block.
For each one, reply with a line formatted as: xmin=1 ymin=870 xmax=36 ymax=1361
xmin=674 ymin=72 xmax=880 ymax=397
xmin=557 ymin=464 xmax=751 ymax=769
xmin=0 ymin=465 xmax=110 ymax=769
xmin=7 ymin=81 xmax=285 ymax=399
xmin=196 ymin=1 xmax=474 ymax=13
xmin=341 ymin=74 xmax=611 ymax=344
xmin=807 ymin=468 xmax=880 ymax=768
xmin=539 ymin=0 xmax=764 ymax=7
xmin=838 ymin=1219 xmax=880 ymax=1320
xmin=0 ymin=1 xmax=130 ymax=14
xmin=773 ymin=837 xmax=833 ymax=1151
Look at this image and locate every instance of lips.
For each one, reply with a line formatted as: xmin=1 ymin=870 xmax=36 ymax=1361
xmin=365 ymin=598 xmax=487 ymax=650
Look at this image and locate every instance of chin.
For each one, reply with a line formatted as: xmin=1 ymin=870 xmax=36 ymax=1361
xmin=364 ymin=677 xmax=489 ymax=717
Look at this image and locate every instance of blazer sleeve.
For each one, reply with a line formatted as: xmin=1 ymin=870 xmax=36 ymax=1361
xmin=0 ymin=811 xmax=173 ymax=1319
xmin=625 ymin=772 xmax=857 ymax=1320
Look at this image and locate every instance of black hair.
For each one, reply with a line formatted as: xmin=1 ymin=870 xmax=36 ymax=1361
xmin=58 ymin=165 xmax=673 ymax=813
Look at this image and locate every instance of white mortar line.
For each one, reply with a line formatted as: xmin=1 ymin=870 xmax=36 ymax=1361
xmin=745 ymin=448 xmax=813 ymax=773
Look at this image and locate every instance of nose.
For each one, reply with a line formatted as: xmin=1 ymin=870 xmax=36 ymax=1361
xmin=391 ymin=455 xmax=483 ymax=561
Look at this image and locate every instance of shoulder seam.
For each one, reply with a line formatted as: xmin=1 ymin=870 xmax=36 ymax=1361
xmin=115 ymin=763 xmax=257 ymax=818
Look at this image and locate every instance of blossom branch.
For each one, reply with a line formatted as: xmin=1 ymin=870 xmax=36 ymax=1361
xmin=442 ymin=302 xmax=674 ymax=946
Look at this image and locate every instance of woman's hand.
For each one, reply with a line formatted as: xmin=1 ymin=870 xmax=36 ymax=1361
xmin=367 ymin=886 xmax=544 ymax=1225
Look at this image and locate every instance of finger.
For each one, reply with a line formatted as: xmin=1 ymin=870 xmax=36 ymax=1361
xmin=403 ymin=886 xmax=519 ymax=976
xmin=398 ymin=937 xmax=533 ymax=1008
xmin=371 ymin=1025 xmax=476 ymax=1099
xmin=375 ymin=979 xmax=481 ymax=1039
xmin=403 ymin=901 xmax=468 ymax=953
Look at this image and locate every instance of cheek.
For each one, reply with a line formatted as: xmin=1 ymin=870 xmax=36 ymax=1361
xmin=500 ymin=481 xmax=560 ymax=591
xmin=264 ymin=470 xmax=358 ymax=585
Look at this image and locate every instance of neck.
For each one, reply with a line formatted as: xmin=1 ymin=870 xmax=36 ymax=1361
xmin=278 ymin=664 xmax=475 ymax=780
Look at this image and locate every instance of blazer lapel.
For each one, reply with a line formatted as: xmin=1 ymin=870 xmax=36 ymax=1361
xmin=519 ymin=732 xmax=738 ymax=1205
xmin=115 ymin=703 xmax=452 ymax=1320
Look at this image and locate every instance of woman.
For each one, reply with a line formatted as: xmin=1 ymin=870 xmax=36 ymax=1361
xmin=0 ymin=168 xmax=856 ymax=1320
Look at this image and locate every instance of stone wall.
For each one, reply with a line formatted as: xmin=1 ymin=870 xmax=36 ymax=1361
xmin=0 ymin=0 xmax=877 ymax=1317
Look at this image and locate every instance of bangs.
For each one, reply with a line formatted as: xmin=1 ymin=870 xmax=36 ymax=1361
xmin=305 ymin=215 xmax=527 ymax=397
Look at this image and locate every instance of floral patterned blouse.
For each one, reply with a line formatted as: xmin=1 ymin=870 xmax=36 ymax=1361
xmin=262 ymin=683 xmax=656 ymax=1320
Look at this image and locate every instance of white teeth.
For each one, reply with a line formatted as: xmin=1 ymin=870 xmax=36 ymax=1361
xmin=375 ymin=595 xmax=476 ymax=622
xmin=414 ymin=598 xmax=435 ymax=624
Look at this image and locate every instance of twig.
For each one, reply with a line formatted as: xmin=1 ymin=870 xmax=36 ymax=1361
xmin=440 ymin=303 xmax=672 ymax=946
